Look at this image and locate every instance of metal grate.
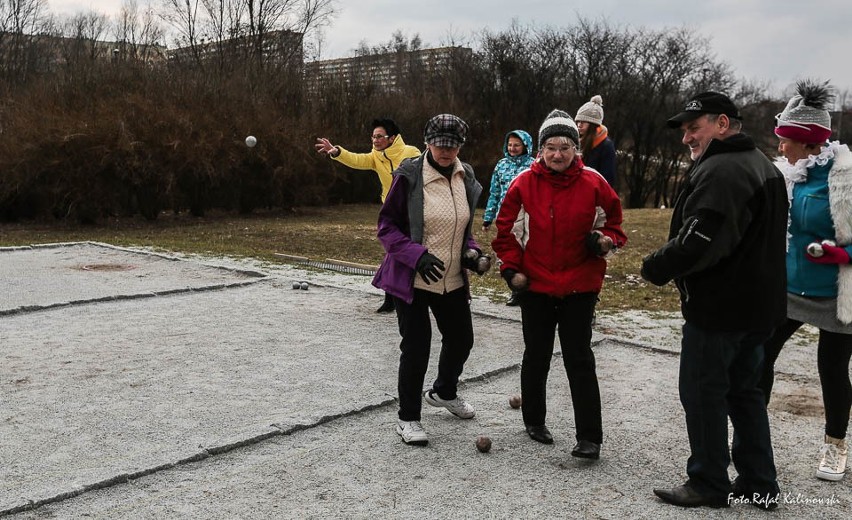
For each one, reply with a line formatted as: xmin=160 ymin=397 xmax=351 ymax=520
xmin=275 ymin=254 xmax=377 ymax=276
xmin=301 ymin=260 xmax=376 ymax=276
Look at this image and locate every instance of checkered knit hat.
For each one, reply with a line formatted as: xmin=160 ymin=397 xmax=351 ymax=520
xmin=538 ymin=109 xmax=580 ymax=149
xmin=424 ymin=114 xmax=468 ymax=147
xmin=775 ymin=79 xmax=834 ymax=144
xmin=575 ymin=95 xmax=604 ymax=126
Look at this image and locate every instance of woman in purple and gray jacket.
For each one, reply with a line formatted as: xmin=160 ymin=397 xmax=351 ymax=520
xmin=372 ymin=113 xmax=490 ymax=447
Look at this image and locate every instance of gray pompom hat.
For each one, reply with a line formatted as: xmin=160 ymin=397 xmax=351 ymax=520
xmin=775 ymin=80 xmax=834 ymax=144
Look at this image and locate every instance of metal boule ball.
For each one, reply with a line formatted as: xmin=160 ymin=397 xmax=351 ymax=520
xmin=508 ymin=395 xmax=522 ymax=409
xmin=475 ymin=435 xmax=492 ymax=453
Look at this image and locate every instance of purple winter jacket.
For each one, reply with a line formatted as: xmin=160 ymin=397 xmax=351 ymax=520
xmin=372 ymin=154 xmax=483 ymax=304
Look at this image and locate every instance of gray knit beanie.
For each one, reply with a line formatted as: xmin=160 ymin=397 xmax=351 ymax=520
xmin=774 ymin=80 xmax=834 ymax=144
xmin=575 ymin=95 xmax=604 ymax=126
xmin=538 ymin=109 xmax=580 ymax=149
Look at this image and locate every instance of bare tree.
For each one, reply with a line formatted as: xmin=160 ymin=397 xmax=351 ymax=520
xmin=159 ymin=0 xmax=203 ymax=62
xmin=0 ymin=0 xmax=50 ymax=80
xmin=113 ymin=0 xmax=165 ymax=62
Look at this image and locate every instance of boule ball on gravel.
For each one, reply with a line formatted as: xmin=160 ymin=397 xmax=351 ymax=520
xmin=475 ymin=435 xmax=492 ymax=453
xmin=508 ymin=395 xmax=522 ymax=409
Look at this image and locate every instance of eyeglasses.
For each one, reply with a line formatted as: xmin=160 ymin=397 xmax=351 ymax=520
xmin=542 ymin=144 xmax=575 ymax=154
xmin=371 ymin=134 xmax=389 ymax=140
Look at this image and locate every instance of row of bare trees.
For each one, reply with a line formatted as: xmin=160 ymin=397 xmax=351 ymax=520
xmin=1 ymin=4 xmax=850 ymax=222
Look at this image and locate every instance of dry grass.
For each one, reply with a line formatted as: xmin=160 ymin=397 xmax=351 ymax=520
xmin=0 ymin=205 xmax=681 ymax=312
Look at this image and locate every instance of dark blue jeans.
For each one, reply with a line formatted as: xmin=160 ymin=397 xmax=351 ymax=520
xmin=519 ymin=291 xmax=601 ymax=444
xmin=679 ymin=322 xmax=779 ymax=497
xmin=393 ymin=287 xmax=474 ymax=421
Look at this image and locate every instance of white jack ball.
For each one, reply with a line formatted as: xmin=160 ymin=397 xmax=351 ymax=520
xmin=245 ymin=135 xmax=257 ymax=148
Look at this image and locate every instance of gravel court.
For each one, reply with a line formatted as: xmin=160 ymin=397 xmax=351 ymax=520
xmin=0 ymin=243 xmax=265 ymax=315
xmin=0 ymin=245 xmax=525 ymax=514
xmin=1 ymin=243 xmax=848 ymax=517
xmin=9 ymin=341 xmax=849 ymax=519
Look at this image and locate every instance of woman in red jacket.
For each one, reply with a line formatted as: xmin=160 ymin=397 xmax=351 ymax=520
xmin=492 ymin=109 xmax=626 ymax=460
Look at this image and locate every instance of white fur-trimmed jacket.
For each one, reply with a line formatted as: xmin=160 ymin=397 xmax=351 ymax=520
xmin=827 ymin=143 xmax=852 ymax=323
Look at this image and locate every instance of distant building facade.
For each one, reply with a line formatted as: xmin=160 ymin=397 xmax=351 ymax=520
xmin=303 ymin=46 xmax=473 ymax=94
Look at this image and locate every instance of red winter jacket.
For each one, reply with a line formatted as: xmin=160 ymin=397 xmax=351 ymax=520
xmin=491 ymin=157 xmax=627 ymax=296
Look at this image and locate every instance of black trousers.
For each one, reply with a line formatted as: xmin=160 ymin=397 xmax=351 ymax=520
xmin=760 ymin=318 xmax=852 ymax=438
xmin=519 ymin=291 xmax=602 ymax=444
xmin=681 ymin=322 xmax=778 ymax=497
xmin=393 ymin=287 xmax=474 ymax=421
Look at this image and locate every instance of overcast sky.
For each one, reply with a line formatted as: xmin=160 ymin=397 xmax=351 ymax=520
xmin=47 ymin=0 xmax=852 ymax=98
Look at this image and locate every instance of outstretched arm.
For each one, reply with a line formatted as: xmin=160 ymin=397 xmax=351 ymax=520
xmin=315 ymin=137 xmax=340 ymax=157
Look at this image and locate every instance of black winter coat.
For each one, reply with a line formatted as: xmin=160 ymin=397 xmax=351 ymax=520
xmin=641 ymin=133 xmax=788 ymax=332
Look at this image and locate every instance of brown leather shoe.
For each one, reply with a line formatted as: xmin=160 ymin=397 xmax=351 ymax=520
xmin=653 ymin=482 xmax=729 ymax=508
xmin=525 ymin=424 xmax=553 ymax=444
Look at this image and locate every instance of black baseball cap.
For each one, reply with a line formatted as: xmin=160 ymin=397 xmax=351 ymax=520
xmin=666 ymin=91 xmax=742 ymax=128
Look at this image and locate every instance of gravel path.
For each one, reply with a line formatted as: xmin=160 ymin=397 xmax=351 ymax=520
xmin=0 ymin=243 xmax=847 ymax=518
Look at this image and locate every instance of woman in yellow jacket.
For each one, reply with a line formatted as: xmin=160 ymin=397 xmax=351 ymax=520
xmin=315 ymin=118 xmax=421 ymax=312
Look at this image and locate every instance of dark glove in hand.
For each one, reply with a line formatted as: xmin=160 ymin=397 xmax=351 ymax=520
xmin=501 ymin=268 xmax=517 ymax=285
xmin=586 ymin=231 xmax=606 ymax=256
xmin=416 ymin=252 xmax=445 ymax=284
xmin=461 ymin=248 xmax=482 ymax=271
xmin=501 ymin=268 xmax=528 ymax=291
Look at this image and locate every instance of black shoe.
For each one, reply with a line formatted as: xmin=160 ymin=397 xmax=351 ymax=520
xmin=525 ymin=424 xmax=553 ymax=444
xmin=653 ymin=482 xmax=729 ymax=509
xmin=376 ymin=294 xmax=395 ymax=313
xmin=506 ymin=293 xmax=520 ymax=306
xmin=731 ymin=477 xmax=780 ymax=511
xmin=571 ymin=440 xmax=601 ymax=459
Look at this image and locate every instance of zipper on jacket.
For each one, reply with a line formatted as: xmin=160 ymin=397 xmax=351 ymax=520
xmin=383 ymin=151 xmax=394 ymax=171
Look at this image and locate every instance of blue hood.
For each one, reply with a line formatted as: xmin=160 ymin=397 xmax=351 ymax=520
xmin=503 ymin=129 xmax=534 ymax=162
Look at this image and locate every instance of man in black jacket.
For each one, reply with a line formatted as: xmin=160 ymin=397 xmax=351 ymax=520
xmin=642 ymin=92 xmax=787 ymax=510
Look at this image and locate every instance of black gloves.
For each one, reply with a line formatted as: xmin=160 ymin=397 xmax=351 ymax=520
xmin=586 ymin=230 xmax=614 ymax=256
xmin=462 ymin=248 xmax=492 ymax=275
xmin=501 ymin=268 xmax=529 ymax=291
xmin=416 ymin=252 xmax=445 ymax=284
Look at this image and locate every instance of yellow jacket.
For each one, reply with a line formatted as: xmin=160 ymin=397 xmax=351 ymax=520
xmin=333 ymin=135 xmax=421 ymax=202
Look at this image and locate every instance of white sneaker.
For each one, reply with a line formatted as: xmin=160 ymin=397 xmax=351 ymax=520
xmin=816 ymin=435 xmax=848 ymax=481
xmin=396 ymin=420 xmax=428 ymax=446
xmin=423 ymin=389 xmax=475 ymax=419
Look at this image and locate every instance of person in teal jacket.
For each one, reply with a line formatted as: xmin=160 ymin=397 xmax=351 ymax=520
xmin=482 ymin=129 xmax=534 ymax=306
xmin=482 ymin=129 xmax=535 ymax=230
xmin=759 ymin=80 xmax=852 ymax=484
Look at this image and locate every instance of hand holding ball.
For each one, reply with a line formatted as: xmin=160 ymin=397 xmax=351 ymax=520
xmin=807 ymin=242 xmax=824 ymax=258
xmin=510 ymin=272 xmax=528 ymax=291
xmin=598 ymin=235 xmax=614 ymax=254
xmin=806 ymin=239 xmax=836 ymax=258
xmin=245 ymin=135 xmax=257 ymax=148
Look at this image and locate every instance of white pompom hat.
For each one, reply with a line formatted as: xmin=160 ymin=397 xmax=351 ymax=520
xmin=575 ymin=95 xmax=604 ymax=126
